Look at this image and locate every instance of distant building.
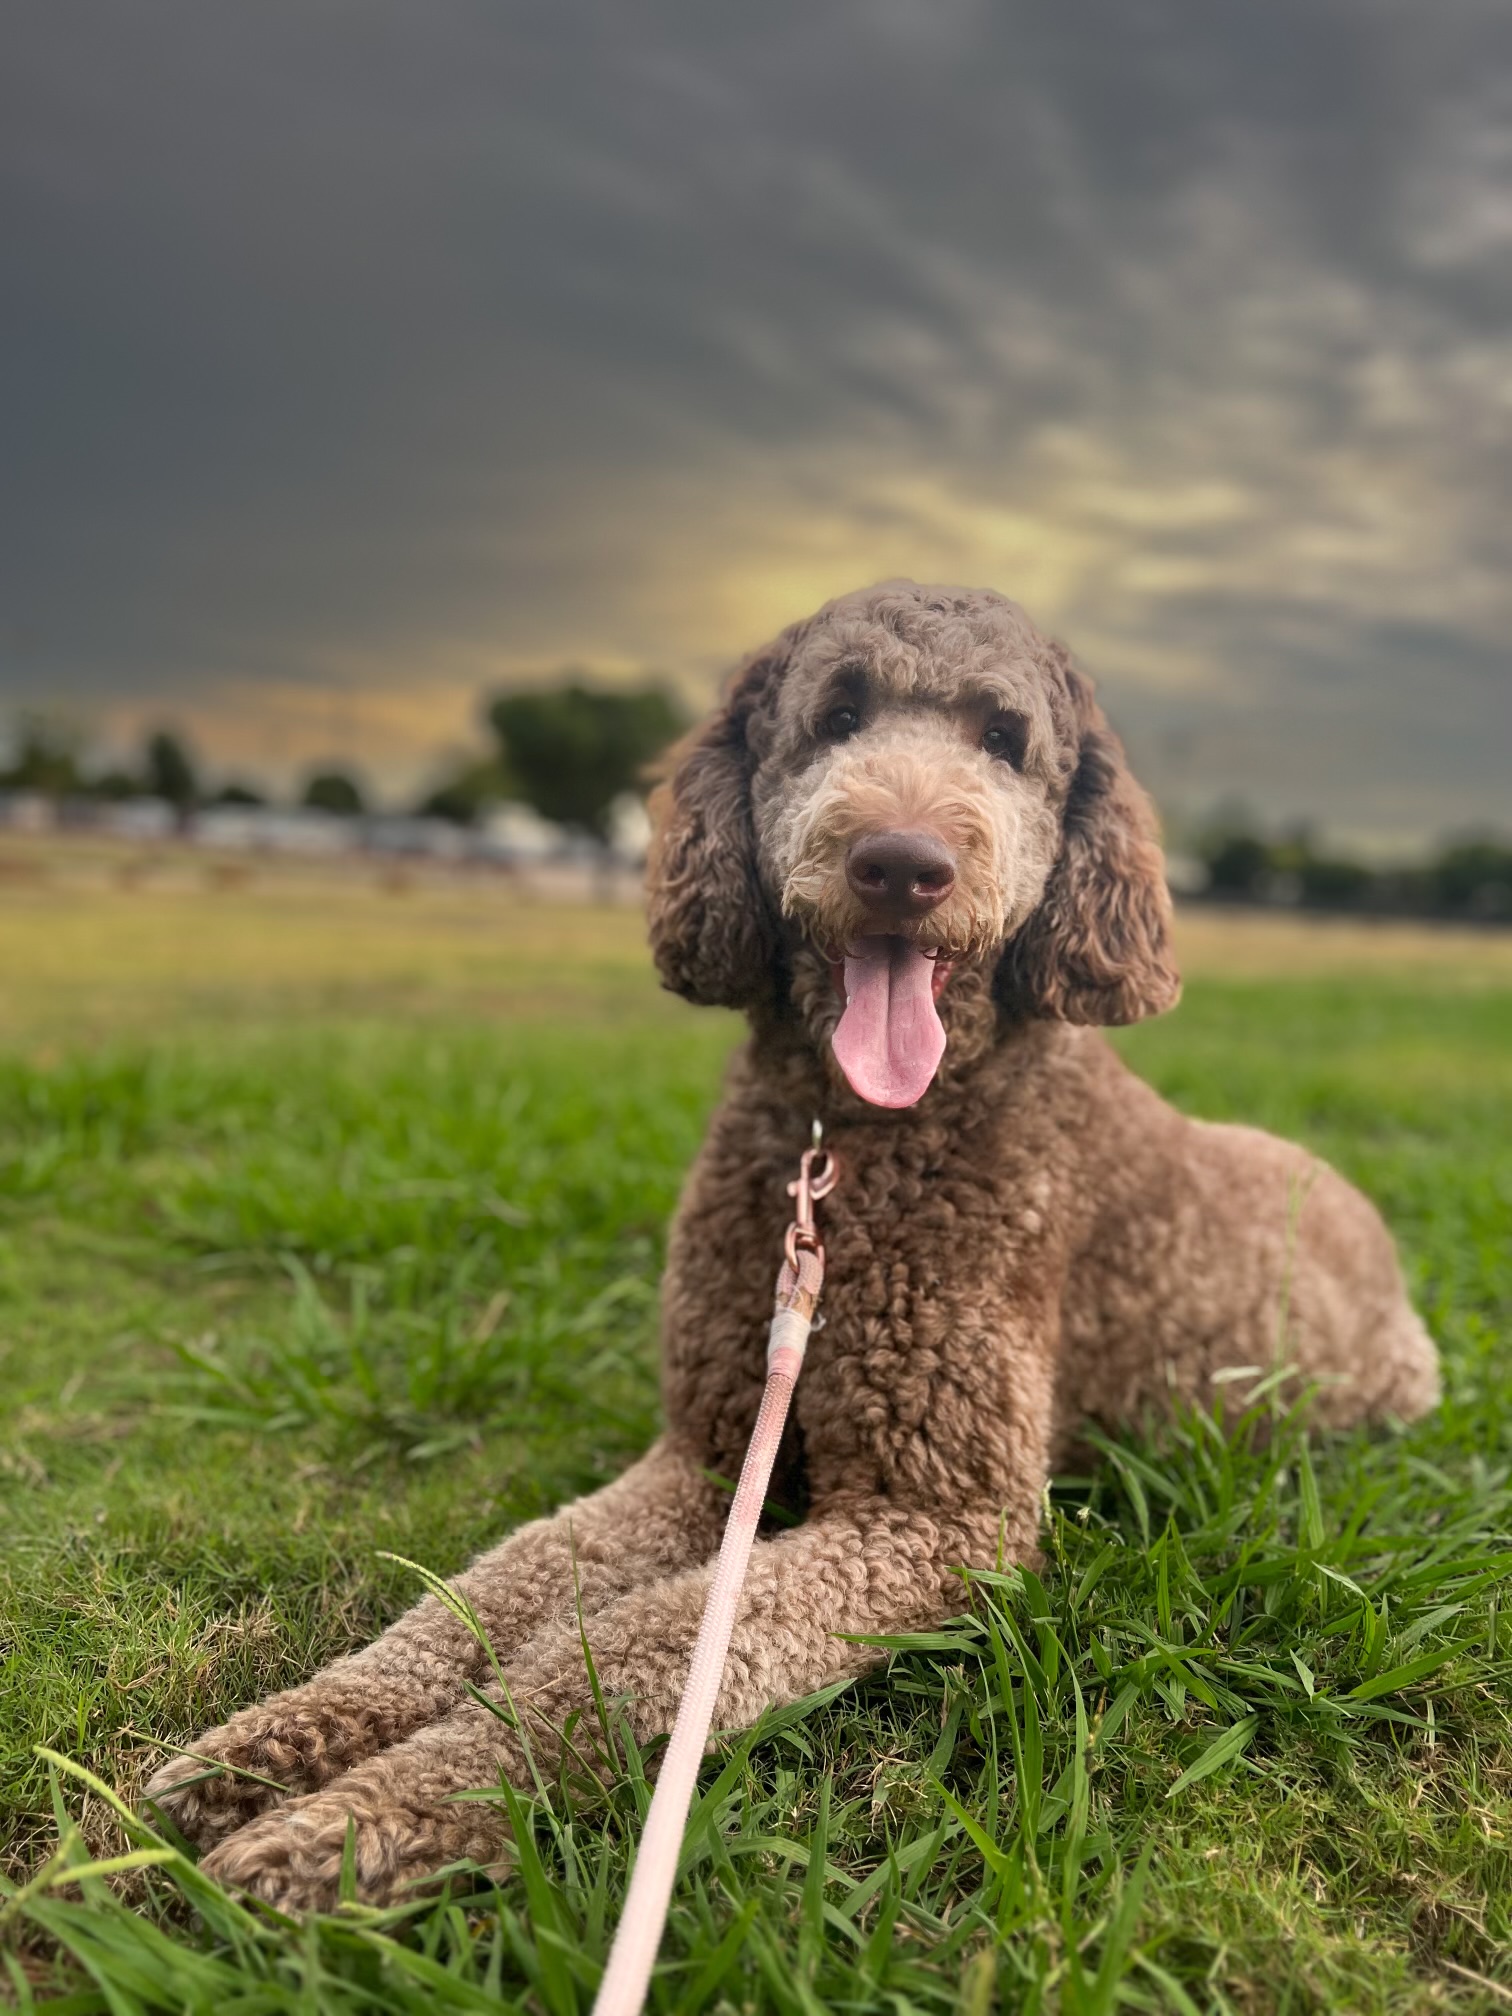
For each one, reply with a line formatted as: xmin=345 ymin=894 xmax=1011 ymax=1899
xmin=0 ymin=791 xmax=55 ymax=834
xmin=192 ymin=805 xmax=359 ymax=855
xmin=361 ymin=815 xmax=470 ymax=861
xmin=473 ymin=801 xmax=564 ymax=864
xmin=606 ymin=791 xmax=652 ymax=865
xmin=102 ymin=798 xmax=177 ymax=840
xmin=1162 ymin=851 xmax=1208 ymax=898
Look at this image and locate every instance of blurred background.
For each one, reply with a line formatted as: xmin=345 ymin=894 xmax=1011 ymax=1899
xmin=3 ymin=0 xmax=1510 ymax=904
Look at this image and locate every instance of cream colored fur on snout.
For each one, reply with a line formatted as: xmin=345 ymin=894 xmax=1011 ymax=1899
xmin=767 ymin=718 xmax=1057 ymax=960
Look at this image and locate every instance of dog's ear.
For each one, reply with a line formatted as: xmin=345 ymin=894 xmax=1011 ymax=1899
xmin=1001 ymin=656 xmax=1180 ymax=1026
xmin=644 ymin=633 xmax=795 ymax=1008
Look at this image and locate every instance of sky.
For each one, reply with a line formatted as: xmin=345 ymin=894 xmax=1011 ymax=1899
xmin=4 ymin=0 xmax=1511 ymax=843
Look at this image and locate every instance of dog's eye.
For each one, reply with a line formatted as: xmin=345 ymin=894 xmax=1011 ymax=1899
xmin=982 ymin=714 xmax=1028 ymax=768
xmin=823 ymin=704 xmax=861 ymax=741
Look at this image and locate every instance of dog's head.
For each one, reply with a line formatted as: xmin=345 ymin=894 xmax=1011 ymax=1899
xmin=646 ymin=580 xmax=1179 ymax=1108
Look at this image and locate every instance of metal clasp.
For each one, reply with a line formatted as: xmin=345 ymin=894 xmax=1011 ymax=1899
xmin=785 ymin=1118 xmax=839 ymax=1271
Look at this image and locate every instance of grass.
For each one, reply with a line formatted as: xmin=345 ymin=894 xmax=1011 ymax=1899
xmin=1 ymin=855 xmax=1510 ymax=2012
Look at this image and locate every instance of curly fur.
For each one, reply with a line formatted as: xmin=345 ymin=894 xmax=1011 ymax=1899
xmin=1000 ymin=653 xmax=1180 ymax=1024
xmin=644 ymin=634 xmax=796 ymax=1008
xmin=144 ymin=580 xmax=1439 ymax=1911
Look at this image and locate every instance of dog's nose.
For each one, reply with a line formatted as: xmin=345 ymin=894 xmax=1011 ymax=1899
xmin=846 ymin=830 xmax=957 ymax=916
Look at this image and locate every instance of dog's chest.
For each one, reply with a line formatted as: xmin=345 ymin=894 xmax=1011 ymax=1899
xmin=662 ymin=1097 xmax=1047 ymax=1504
xmin=794 ymin=1140 xmax=1036 ymax=1496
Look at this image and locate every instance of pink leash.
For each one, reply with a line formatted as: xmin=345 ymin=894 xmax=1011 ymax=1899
xmin=591 ymin=1126 xmax=839 ymax=2016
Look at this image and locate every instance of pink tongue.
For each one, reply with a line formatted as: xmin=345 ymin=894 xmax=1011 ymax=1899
xmin=833 ymin=936 xmax=947 ymax=1108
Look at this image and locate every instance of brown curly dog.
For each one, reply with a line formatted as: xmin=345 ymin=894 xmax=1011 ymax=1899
xmin=145 ymin=580 xmax=1438 ymax=1909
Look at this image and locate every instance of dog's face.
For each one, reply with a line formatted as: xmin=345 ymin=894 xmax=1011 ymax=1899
xmin=647 ymin=581 xmax=1179 ymax=1109
xmin=751 ymin=597 xmax=1073 ymax=1104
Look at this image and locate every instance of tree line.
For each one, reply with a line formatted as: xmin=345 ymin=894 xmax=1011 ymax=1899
xmin=5 ymin=701 xmax=1507 ymax=919
xmin=1192 ymin=821 xmax=1512 ymax=923
xmin=0 ymin=683 xmax=688 ymax=842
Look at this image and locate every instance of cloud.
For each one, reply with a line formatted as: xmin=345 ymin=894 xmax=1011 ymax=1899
xmin=2 ymin=0 xmax=1509 ymax=833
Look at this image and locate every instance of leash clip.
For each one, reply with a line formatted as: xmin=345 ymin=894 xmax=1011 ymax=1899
xmin=784 ymin=1118 xmax=839 ymax=1272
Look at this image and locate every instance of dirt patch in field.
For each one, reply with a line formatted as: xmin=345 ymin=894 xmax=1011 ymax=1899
xmin=1173 ymin=905 xmax=1512 ymax=983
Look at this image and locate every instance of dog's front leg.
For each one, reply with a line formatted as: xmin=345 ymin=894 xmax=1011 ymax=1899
xmin=200 ymin=1497 xmax=1011 ymax=1910
xmin=143 ymin=1439 xmax=726 ymax=1847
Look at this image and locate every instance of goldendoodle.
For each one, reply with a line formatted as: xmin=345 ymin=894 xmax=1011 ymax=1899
xmin=145 ymin=580 xmax=1438 ymax=1909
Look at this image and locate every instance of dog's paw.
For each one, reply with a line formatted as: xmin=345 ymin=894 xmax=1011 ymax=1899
xmin=199 ymin=1804 xmax=350 ymax=1913
xmin=199 ymin=1779 xmax=505 ymax=1911
xmin=144 ymin=1733 xmax=290 ymax=1854
xmin=199 ymin=1757 xmax=516 ymax=1911
xmin=141 ymin=1701 xmax=368 ymax=1846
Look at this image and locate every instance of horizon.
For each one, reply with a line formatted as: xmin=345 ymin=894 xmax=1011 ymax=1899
xmin=2 ymin=687 xmax=1504 ymax=864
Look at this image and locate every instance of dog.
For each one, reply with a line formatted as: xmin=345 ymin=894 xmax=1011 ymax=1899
xmin=144 ymin=580 xmax=1439 ymax=1909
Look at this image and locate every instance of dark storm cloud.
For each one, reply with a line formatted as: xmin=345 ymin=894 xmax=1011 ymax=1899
xmin=3 ymin=0 xmax=1510 ymax=831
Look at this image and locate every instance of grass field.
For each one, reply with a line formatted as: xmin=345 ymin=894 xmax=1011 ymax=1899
xmin=2 ymin=857 xmax=1510 ymax=2013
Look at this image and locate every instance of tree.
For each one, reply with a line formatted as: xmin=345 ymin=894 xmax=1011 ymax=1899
xmin=92 ymin=768 xmax=143 ymax=802
xmin=415 ymin=756 xmax=515 ymax=826
xmin=0 ymin=714 xmax=87 ymax=795
xmin=143 ymin=730 xmax=199 ymax=812
xmin=1431 ymin=839 xmax=1512 ymax=919
xmin=486 ymin=683 xmax=685 ymax=839
xmin=303 ymin=769 xmax=366 ymax=817
xmin=1298 ymin=853 xmax=1373 ymax=909
xmin=1200 ymin=830 xmax=1270 ymax=899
